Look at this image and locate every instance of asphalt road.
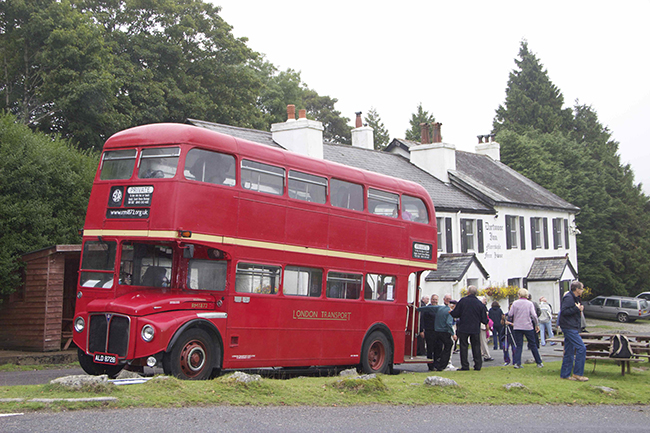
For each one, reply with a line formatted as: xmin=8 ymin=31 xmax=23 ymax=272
xmin=2 ymin=404 xmax=650 ymax=432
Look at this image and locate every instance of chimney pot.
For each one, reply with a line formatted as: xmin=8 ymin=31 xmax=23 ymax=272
xmin=420 ymin=123 xmax=431 ymax=144
xmin=287 ymin=105 xmax=296 ymax=121
xmin=298 ymin=109 xmax=306 ymax=119
xmin=355 ymin=112 xmax=362 ymax=128
xmin=477 ymin=135 xmax=484 ymax=144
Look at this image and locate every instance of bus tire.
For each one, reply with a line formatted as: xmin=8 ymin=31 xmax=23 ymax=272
xmin=360 ymin=331 xmax=392 ymax=374
xmin=77 ymin=348 xmax=124 ymax=379
xmin=163 ymin=328 xmax=214 ymax=380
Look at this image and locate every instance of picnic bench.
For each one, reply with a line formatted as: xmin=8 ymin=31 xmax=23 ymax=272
xmin=547 ymin=333 xmax=650 ymax=376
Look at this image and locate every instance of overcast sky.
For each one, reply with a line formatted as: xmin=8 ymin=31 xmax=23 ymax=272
xmin=212 ymin=0 xmax=650 ymax=193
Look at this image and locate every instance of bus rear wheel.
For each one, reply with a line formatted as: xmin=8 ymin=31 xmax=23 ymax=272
xmin=360 ymin=331 xmax=392 ymax=374
xmin=77 ymin=349 xmax=124 ymax=379
xmin=163 ymin=328 xmax=214 ymax=380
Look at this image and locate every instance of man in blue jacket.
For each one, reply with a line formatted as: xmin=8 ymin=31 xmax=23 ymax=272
xmin=559 ymin=280 xmax=588 ymax=381
xmin=450 ymin=286 xmax=489 ymax=371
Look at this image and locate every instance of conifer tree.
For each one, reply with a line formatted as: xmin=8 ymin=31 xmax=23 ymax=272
xmin=364 ymin=107 xmax=390 ymax=150
xmin=493 ymin=41 xmax=573 ymax=135
xmin=494 ymin=42 xmax=650 ymax=297
xmin=405 ymin=103 xmax=435 ymax=141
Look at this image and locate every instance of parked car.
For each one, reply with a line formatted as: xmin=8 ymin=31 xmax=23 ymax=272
xmin=583 ymin=295 xmax=650 ymax=323
xmin=635 ymin=292 xmax=650 ymax=301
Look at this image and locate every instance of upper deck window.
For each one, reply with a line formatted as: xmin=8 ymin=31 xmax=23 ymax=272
xmin=100 ymin=149 xmax=137 ymax=180
xmin=402 ymin=195 xmax=429 ymax=223
xmin=241 ymin=160 xmax=285 ymax=195
xmin=331 ymin=179 xmax=363 ymax=211
xmin=368 ymin=188 xmax=399 ymax=218
xmin=184 ymin=148 xmax=235 ymax=186
xmin=138 ymin=147 xmax=180 ymax=179
xmin=288 ymin=170 xmax=327 ymax=204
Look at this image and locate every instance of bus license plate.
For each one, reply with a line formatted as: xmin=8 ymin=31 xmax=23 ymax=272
xmin=94 ymin=353 xmax=118 ymax=365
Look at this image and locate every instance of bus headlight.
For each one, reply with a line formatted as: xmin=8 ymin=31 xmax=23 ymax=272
xmin=74 ymin=317 xmax=85 ymax=332
xmin=141 ymin=325 xmax=155 ymax=342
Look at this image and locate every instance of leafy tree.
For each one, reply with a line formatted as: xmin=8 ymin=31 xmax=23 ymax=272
xmin=1 ymin=0 xmax=125 ymax=150
xmin=0 ymin=112 xmax=98 ymax=297
xmin=405 ymin=103 xmax=435 ymax=141
xmin=364 ymin=107 xmax=390 ymax=150
xmin=493 ymin=40 xmax=573 ymax=135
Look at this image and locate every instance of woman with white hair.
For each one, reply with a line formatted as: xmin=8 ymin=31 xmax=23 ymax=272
xmin=506 ymin=288 xmax=543 ymax=369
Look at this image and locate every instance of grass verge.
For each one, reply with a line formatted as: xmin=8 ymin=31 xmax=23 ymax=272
xmin=0 ymin=360 xmax=648 ymax=412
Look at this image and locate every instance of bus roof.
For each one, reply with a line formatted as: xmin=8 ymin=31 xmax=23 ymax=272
xmin=104 ymin=123 xmax=434 ymax=202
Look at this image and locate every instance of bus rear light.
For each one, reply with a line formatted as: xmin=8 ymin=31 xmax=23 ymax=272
xmin=178 ymin=230 xmax=192 ymax=238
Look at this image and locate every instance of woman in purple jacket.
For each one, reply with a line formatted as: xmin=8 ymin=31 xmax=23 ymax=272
xmin=506 ymin=289 xmax=543 ymax=369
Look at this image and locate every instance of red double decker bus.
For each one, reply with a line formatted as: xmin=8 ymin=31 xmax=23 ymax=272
xmin=72 ymin=123 xmax=437 ymax=379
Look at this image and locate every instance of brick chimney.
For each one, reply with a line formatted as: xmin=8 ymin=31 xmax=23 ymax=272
xmin=432 ymin=122 xmax=442 ymax=143
xmin=351 ymin=111 xmax=374 ymax=150
xmin=420 ymin=123 xmax=431 ymax=144
xmin=409 ymin=122 xmax=456 ymax=183
xmin=271 ymin=105 xmax=324 ymax=159
xmin=475 ymin=133 xmax=500 ymax=161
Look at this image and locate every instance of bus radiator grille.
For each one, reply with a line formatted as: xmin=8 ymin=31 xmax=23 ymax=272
xmin=88 ymin=313 xmax=130 ymax=358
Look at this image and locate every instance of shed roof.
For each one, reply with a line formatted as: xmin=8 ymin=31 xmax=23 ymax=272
xmin=526 ymin=256 xmax=578 ymax=281
xmin=424 ymin=253 xmax=489 ymax=282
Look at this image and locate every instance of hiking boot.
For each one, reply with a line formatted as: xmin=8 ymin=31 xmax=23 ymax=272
xmin=572 ymin=374 xmax=589 ymax=382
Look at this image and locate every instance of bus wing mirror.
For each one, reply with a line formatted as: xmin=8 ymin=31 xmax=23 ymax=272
xmin=183 ymin=244 xmax=194 ymax=259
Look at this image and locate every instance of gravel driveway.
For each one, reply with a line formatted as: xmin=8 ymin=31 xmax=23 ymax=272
xmin=583 ymin=317 xmax=650 ymax=334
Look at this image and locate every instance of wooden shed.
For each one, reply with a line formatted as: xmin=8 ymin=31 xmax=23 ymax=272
xmin=0 ymin=245 xmax=81 ymax=352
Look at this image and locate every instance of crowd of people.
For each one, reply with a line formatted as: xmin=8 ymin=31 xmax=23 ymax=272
xmin=417 ymin=281 xmax=588 ymax=381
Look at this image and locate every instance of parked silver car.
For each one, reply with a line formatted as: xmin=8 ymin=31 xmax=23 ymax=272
xmin=636 ymin=292 xmax=650 ymax=301
xmin=583 ymin=295 xmax=650 ymax=323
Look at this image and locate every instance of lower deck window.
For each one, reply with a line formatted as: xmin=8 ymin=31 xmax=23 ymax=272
xmin=188 ymin=260 xmax=227 ymax=291
xmin=235 ymin=263 xmax=281 ymax=294
xmin=326 ymin=272 xmax=362 ymax=300
xmin=364 ymin=274 xmax=396 ymax=301
xmin=283 ymin=266 xmax=322 ymax=297
xmin=80 ymin=240 xmax=117 ymax=288
xmin=120 ymin=243 xmax=173 ymax=287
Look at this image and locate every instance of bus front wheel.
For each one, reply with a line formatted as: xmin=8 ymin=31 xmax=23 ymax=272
xmin=163 ymin=328 xmax=214 ymax=380
xmin=360 ymin=331 xmax=392 ymax=374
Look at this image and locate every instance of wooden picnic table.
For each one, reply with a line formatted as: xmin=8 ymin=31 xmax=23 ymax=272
xmin=547 ymin=333 xmax=650 ymax=376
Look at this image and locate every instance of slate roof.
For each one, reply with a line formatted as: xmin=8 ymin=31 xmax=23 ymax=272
xmin=186 ymin=119 xmax=492 ymax=214
xmin=323 ymin=143 xmax=491 ymax=213
xmin=424 ymin=253 xmax=490 ymax=282
xmin=526 ymin=256 xmax=578 ymax=281
xmin=384 ymin=138 xmax=417 ymax=153
xmin=452 ymin=151 xmax=580 ymax=213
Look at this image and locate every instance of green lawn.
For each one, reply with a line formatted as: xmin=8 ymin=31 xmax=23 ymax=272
xmin=1 ymin=360 xmax=648 ymax=412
